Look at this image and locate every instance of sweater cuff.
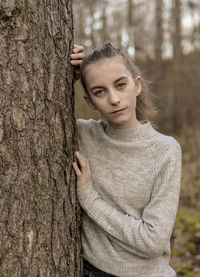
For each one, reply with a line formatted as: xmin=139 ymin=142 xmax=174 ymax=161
xmin=77 ymin=181 xmax=99 ymax=209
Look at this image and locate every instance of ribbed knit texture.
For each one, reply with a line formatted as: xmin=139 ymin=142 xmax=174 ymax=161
xmin=76 ymin=119 xmax=182 ymax=277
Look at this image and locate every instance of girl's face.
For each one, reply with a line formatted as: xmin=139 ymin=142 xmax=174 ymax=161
xmin=83 ymin=56 xmax=142 ymax=130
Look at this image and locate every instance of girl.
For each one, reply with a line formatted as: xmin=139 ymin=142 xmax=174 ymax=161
xmin=70 ymin=43 xmax=182 ymax=277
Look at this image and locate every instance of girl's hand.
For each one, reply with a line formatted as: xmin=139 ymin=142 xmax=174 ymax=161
xmin=73 ymin=151 xmax=92 ymax=189
xmin=70 ymin=44 xmax=84 ymax=77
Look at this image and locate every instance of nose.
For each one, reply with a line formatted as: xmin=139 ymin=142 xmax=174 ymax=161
xmin=108 ymin=90 xmax=120 ymax=106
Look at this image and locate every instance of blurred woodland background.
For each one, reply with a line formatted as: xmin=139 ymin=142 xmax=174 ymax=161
xmin=73 ymin=0 xmax=200 ymax=276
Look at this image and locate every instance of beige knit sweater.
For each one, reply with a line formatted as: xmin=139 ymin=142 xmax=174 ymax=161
xmin=76 ymin=119 xmax=182 ymax=277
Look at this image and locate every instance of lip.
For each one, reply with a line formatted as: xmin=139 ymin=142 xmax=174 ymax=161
xmin=111 ymin=108 xmax=127 ymax=114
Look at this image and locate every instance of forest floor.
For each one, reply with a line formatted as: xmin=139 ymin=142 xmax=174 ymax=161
xmin=171 ymin=127 xmax=200 ymax=277
xmin=171 ymin=207 xmax=200 ymax=277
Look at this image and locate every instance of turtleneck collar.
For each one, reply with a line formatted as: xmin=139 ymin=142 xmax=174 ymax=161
xmin=105 ymin=121 xmax=156 ymax=142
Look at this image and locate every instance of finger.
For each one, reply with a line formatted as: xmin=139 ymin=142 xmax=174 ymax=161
xmin=73 ymin=162 xmax=82 ymax=177
xmin=75 ymin=151 xmax=88 ymax=169
xmin=73 ymin=45 xmax=84 ymax=54
xmin=73 ymin=45 xmax=84 ymax=53
xmin=71 ymin=52 xmax=84 ymax=60
xmin=70 ymin=60 xmax=82 ymax=66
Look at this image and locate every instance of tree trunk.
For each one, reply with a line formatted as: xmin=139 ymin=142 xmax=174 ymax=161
xmin=0 ymin=1 xmax=82 ymax=276
xmin=127 ymin=0 xmax=134 ymax=49
xmin=154 ymin=0 xmax=165 ymax=127
xmin=172 ymin=0 xmax=183 ymax=132
xmin=101 ymin=6 xmax=108 ymax=44
xmin=132 ymin=1 xmax=146 ymax=61
xmin=155 ymin=0 xmax=163 ymax=86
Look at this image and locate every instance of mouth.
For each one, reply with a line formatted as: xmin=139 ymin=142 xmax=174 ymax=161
xmin=111 ymin=108 xmax=127 ymax=114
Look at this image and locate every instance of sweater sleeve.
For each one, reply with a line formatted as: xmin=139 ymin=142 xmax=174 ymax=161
xmin=77 ymin=142 xmax=182 ymax=259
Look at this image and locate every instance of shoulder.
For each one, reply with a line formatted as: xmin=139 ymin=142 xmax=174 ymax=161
xmin=76 ymin=118 xmax=106 ymax=139
xmin=76 ymin=119 xmax=107 ymax=154
xmin=76 ymin=118 xmax=99 ymax=128
xmin=150 ymin=127 xmax=182 ymax=160
xmin=147 ymin=128 xmax=182 ymax=182
xmin=76 ymin=118 xmax=105 ymax=131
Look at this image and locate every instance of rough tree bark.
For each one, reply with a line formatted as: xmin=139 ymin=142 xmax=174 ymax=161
xmin=0 ymin=0 xmax=82 ymax=276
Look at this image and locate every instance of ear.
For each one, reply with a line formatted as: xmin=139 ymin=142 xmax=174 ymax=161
xmin=135 ymin=76 xmax=142 ymax=96
xmin=83 ymin=95 xmax=98 ymax=110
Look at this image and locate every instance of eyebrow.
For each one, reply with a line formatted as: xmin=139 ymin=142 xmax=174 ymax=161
xmin=114 ymin=76 xmax=128 ymax=83
xmin=90 ymin=76 xmax=128 ymax=92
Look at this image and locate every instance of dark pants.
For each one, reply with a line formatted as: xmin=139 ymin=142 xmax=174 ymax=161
xmin=83 ymin=259 xmax=116 ymax=277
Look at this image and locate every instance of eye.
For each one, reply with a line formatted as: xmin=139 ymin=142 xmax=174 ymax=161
xmin=94 ymin=89 xmax=104 ymax=96
xmin=117 ymin=82 xmax=126 ymax=89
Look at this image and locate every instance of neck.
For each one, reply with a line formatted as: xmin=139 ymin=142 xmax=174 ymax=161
xmin=108 ymin=119 xmax=141 ymax=130
xmin=105 ymin=120 xmax=154 ymax=142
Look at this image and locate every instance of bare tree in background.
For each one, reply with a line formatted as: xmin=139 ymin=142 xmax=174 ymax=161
xmin=133 ymin=1 xmax=146 ymax=61
xmin=172 ymin=0 xmax=183 ymax=132
xmin=127 ymin=0 xmax=134 ymax=50
xmin=0 ymin=0 xmax=82 ymax=276
xmin=155 ymin=0 xmax=164 ymax=90
xmin=101 ymin=6 xmax=108 ymax=43
xmin=74 ymin=0 xmax=85 ymax=47
xmin=88 ymin=0 xmax=97 ymax=48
